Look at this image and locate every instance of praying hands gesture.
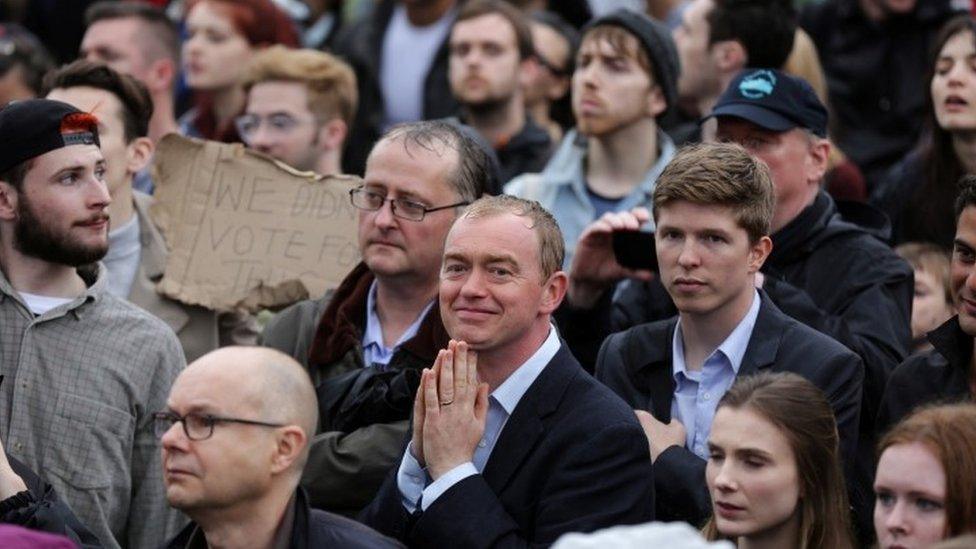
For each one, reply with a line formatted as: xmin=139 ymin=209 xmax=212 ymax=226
xmin=410 ymin=340 xmax=490 ymax=480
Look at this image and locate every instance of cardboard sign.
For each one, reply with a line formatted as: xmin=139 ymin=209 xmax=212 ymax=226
xmin=150 ymin=135 xmax=361 ymax=312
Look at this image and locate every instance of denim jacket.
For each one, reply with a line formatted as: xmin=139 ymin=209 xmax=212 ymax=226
xmin=505 ymin=128 xmax=675 ymax=267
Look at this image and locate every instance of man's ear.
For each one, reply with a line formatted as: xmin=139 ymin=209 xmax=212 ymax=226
xmin=126 ymin=137 xmax=155 ymax=175
xmin=0 ymin=181 xmax=17 ymax=221
xmin=540 ymin=271 xmax=568 ymax=314
xmin=805 ymin=136 xmax=831 ymax=186
xmin=269 ymin=426 xmax=307 ymax=475
xmin=317 ymin=119 xmax=348 ymax=154
xmin=645 ymin=84 xmax=667 ymax=119
xmin=147 ymin=58 xmax=177 ymax=95
xmin=747 ymin=235 xmax=773 ymax=274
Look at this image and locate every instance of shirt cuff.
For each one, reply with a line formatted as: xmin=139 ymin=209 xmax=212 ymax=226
xmin=420 ymin=462 xmax=478 ymax=511
xmin=396 ymin=442 xmax=429 ymax=512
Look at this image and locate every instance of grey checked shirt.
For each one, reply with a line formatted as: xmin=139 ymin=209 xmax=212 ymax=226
xmin=0 ymin=264 xmax=186 ymax=548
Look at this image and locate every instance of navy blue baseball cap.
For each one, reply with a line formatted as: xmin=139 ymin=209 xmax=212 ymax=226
xmin=705 ymin=69 xmax=828 ymax=137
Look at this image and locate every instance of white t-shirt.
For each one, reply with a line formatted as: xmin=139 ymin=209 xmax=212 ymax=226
xmin=379 ymin=4 xmax=456 ymax=129
xmin=19 ymin=292 xmax=73 ymax=316
xmin=103 ymin=214 xmax=142 ymax=298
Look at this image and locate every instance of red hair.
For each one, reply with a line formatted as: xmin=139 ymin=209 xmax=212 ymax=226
xmin=184 ymin=0 xmax=299 ymax=48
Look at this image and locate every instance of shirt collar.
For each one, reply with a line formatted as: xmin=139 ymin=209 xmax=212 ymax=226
xmin=672 ymin=290 xmax=761 ymax=378
xmin=362 ymin=279 xmax=436 ymax=351
xmin=491 ymin=325 xmax=561 ymax=415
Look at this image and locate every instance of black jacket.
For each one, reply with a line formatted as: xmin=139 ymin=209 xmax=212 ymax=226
xmin=333 ymin=0 xmax=461 ymax=175
xmin=360 ymin=344 xmax=655 ymax=548
xmin=877 ymin=316 xmax=974 ymax=435
xmin=871 ymin=147 xmax=957 ymax=249
xmin=799 ymin=0 xmax=962 ymax=186
xmin=559 ymin=192 xmax=910 ymax=539
xmin=562 ymin=192 xmax=911 ymax=413
xmin=595 ymin=292 xmax=864 ymax=526
xmin=164 ymin=489 xmax=402 ymax=549
xmin=2 ymin=455 xmax=101 ymax=547
xmin=495 ymin=116 xmax=553 ymax=184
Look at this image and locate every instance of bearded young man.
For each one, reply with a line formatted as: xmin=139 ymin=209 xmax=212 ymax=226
xmin=506 ymin=9 xmax=679 ymax=267
xmin=0 ymin=99 xmax=185 ymax=549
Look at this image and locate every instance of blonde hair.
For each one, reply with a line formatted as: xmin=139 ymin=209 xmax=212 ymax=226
xmin=459 ymin=195 xmax=564 ymax=280
xmin=243 ymin=45 xmax=358 ymax=127
xmin=896 ymin=242 xmax=953 ymax=307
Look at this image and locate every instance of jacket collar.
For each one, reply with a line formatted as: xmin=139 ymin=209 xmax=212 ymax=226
xmin=627 ymin=291 xmax=786 ymax=421
xmin=307 ymin=263 xmax=449 ymax=367
xmin=927 ymin=316 xmax=974 ymax=375
xmin=541 ymin=128 xmax=676 ymax=191
xmin=482 ymin=343 xmax=578 ymax=494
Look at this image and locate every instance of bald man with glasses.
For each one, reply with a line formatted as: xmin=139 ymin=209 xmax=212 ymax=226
xmin=157 ymin=346 xmax=400 ymax=549
xmin=260 ymin=121 xmax=493 ymax=515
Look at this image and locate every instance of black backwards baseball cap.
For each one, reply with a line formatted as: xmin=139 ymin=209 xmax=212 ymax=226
xmin=706 ymin=69 xmax=828 ymax=137
xmin=0 ymin=98 xmax=100 ymax=174
xmin=583 ymin=9 xmax=680 ymax=117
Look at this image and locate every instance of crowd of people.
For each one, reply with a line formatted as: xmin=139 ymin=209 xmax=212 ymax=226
xmin=0 ymin=0 xmax=974 ymax=547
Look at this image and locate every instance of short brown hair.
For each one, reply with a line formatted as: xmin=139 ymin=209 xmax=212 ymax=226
xmin=579 ymin=24 xmax=652 ymax=76
xmin=454 ymin=0 xmax=534 ymax=60
xmin=242 ymin=45 xmax=358 ymax=128
xmin=85 ymin=1 xmax=180 ymax=66
xmin=653 ymin=142 xmax=774 ymax=242
xmin=896 ymin=242 xmax=952 ymax=307
xmin=459 ymin=195 xmax=564 ymax=280
xmin=43 ymin=59 xmax=153 ymax=143
xmin=878 ymin=403 xmax=976 ymax=538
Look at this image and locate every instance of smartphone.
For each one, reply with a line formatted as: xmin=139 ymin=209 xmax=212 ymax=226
xmin=612 ymin=231 xmax=657 ymax=271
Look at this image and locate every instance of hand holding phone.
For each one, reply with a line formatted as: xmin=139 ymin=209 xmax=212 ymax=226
xmin=612 ymin=231 xmax=657 ymax=272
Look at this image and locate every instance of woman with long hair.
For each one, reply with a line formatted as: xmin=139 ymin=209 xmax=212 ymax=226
xmin=873 ymin=15 xmax=976 ymax=248
xmin=875 ymin=403 xmax=976 ymax=548
xmin=179 ymin=0 xmax=299 ymax=142
xmin=703 ymin=372 xmax=854 ymax=549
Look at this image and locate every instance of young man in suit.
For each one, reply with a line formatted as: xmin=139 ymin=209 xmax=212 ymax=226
xmin=362 ymin=195 xmax=653 ymax=547
xmin=594 ymin=142 xmax=864 ymax=524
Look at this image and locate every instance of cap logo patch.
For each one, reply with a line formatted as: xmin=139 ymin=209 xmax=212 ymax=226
xmin=738 ymin=70 xmax=776 ymax=100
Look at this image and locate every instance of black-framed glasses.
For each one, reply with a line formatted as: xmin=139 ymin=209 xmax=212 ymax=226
xmin=153 ymin=411 xmax=285 ymax=441
xmin=349 ymin=188 xmax=469 ymax=222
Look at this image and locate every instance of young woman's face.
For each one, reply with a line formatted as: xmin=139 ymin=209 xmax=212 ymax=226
xmin=874 ymin=442 xmax=948 ymax=549
xmin=182 ymin=1 xmax=254 ymax=91
xmin=706 ymin=406 xmax=801 ymax=540
xmin=932 ymin=30 xmax=976 ymax=132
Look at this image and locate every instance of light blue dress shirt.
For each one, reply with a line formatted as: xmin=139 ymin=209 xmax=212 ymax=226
xmin=396 ymin=326 xmax=562 ymax=512
xmin=671 ymin=291 xmax=760 ymax=459
xmin=362 ymin=280 xmax=435 ymax=368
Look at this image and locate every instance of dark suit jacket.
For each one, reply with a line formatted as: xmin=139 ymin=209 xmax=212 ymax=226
xmin=360 ymin=344 xmax=654 ymax=548
xmin=595 ymin=293 xmax=864 ymax=526
xmin=877 ymin=316 xmax=974 ymax=436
